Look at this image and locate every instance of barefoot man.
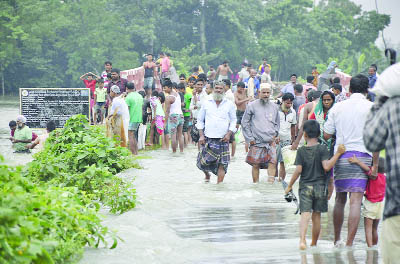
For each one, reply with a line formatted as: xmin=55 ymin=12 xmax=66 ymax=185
xmin=163 ymin=79 xmax=184 ymax=153
xmin=241 ymin=83 xmax=280 ymax=183
xmin=216 ymin=60 xmax=233 ymax=81
xmin=235 ymin=81 xmax=251 ymax=152
xmin=143 ymin=54 xmax=157 ymax=91
xmin=196 ymin=81 xmax=236 ymax=183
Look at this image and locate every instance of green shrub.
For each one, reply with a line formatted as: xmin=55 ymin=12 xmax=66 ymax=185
xmin=24 ymin=115 xmax=138 ymax=214
xmin=0 ymin=162 xmax=113 ymax=264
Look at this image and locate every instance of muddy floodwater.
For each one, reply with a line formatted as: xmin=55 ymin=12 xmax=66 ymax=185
xmin=0 ymin=104 xmax=382 ymax=263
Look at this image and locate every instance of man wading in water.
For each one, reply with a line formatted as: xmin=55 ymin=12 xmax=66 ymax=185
xmin=241 ymin=83 xmax=280 ymax=183
xmin=163 ymin=79 xmax=184 ymax=153
xmin=234 ymin=81 xmax=251 ymax=152
xmin=196 ymin=81 xmax=236 ymax=183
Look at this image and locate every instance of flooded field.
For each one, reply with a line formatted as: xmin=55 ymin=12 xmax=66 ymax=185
xmin=0 ymin=104 xmax=381 ymax=263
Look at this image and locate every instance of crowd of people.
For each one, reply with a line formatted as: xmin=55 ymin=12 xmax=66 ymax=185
xmin=10 ymin=53 xmax=399 ymax=263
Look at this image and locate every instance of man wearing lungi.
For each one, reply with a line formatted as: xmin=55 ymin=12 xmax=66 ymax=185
xmin=323 ymin=74 xmax=379 ymax=247
xmin=241 ymin=83 xmax=280 ymax=183
xmin=196 ymin=81 xmax=237 ymax=183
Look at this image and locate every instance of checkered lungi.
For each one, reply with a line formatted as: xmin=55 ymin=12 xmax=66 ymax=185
xmin=246 ymin=143 xmax=277 ymax=169
xmin=197 ymin=138 xmax=230 ymax=175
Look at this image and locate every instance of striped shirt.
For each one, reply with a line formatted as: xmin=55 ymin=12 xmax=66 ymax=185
xmin=363 ymin=97 xmax=400 ymax=220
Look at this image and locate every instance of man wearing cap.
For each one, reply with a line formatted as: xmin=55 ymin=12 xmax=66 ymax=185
xmin=10 ymin=115 xmax=33 ymax=153
xmin=196 ymin=80 xmax=236 ymax=183
xmin=106 ymin=85 xmax=130 ymax=147
xmin=241 ymin=83 xmax=280 ymax=183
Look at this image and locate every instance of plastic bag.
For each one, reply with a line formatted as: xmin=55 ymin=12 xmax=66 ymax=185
xmin=370 ymin=63 xmax=400 ymax=98
xmin=282 ymin=145 xmax=297 ymax=170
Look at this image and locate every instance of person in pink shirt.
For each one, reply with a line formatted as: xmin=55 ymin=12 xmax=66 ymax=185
xmin=160 ymin=52 xmax=171 ymax=79
xmin=348 ymin=156 xmax=386 ymax=247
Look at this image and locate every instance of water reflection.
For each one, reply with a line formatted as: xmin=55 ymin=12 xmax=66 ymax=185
xmin=300 ymin=249 xmax=379 ymax=264
xmin=169 ymin=206 xmax=296 ymax=242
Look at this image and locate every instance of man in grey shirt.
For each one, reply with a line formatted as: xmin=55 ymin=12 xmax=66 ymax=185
xmin=242 ymin=83 xmax=280 ymax=183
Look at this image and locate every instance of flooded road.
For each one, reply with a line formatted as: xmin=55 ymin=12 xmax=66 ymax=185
xmin=0 ymin=105 xmax=381 ymax=263
xmin=81 ymin=147 xmax=382 ymax=264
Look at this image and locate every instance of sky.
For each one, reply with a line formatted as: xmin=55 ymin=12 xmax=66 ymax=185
xmin=351 ymin=0 xmax=399 ymax=48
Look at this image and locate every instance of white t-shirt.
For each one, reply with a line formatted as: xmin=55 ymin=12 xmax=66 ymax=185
xmin=239 ymin=68 xmax=250 ymax=80
xmin=324 ymin=93 xmax=373 ymax=153
xmin=279 ymin=107 xmax=297 ymax=142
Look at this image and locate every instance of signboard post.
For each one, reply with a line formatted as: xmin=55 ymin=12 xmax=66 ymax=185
xmin=20 ymin=88 xmax=90 ymax=129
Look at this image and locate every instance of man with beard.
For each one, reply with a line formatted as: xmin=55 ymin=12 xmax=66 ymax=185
xmin=10 ymin=115 xmax=33 ymax=153
xmin=106 ymin=68 xmax=128 ymax=99
xmin=242 ymin=83 xmax=280 ymax=183
xmin=196 ymin=81 xmax=236 ymax=183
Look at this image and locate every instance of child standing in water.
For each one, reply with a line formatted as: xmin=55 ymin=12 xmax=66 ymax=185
xmin=149 ymin=91 xmax=165 ymax=146
xmin=285 ymin=120 xmax=346 ymax=250
xmin=348 ymin=156 xmax=386 ymax=247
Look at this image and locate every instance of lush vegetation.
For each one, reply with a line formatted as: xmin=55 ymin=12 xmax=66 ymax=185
xmin=25 ymin=115 xmax=138 ymax=214
xmin=1 ymin=0 xmax=392 ymax=95
xmin=1 ymin=115 xmax=139 ymax=263
xmin=0 ymin=162 xmax=112 ymax=263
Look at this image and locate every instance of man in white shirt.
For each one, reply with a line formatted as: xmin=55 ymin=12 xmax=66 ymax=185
xmin=276 ymin=93 xmax=297 ymax=182
xmin=324 ymin=74 xmax=378 ymax=247
xmin=189 ymin=78 xmax=207 ymax=148
xmin=260 ymin=64 xmax=275 ymax=89
xmin=101 ymin=61 xmax=112 ymax=87
xmin=196 ymin=81 xmax=237 ymax=183
xmin=238 ymin=63 xmax=250 ymax=82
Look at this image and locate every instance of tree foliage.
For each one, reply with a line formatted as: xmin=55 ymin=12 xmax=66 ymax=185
xmin=1 ymin=0 xmax=391 ymax=95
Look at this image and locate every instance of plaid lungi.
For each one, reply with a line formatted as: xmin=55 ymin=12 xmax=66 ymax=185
xmin=334 ymin=151 xmax=371 ymax=193
xmin=246 ymin=144 xmax=277 ymax=169
xmin=197 ymin=138 xmax=230 ymax=175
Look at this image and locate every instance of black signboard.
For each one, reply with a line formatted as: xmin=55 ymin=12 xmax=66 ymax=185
xmin=20 ymin=88 xmax=90 ymax=128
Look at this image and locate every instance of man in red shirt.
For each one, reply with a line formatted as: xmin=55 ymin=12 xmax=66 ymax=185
xmin=80 ymin=72 xmax=100 ymax=96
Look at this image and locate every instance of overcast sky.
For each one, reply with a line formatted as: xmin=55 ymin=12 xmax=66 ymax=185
xmin=351 ymin=0 xmax=399 ymax=48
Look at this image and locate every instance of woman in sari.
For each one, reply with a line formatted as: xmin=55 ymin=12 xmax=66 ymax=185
xmin=309 ymin=91 xmax=335 ymax=151
xmin=106 ymin=85 xmax=130 ymax=147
